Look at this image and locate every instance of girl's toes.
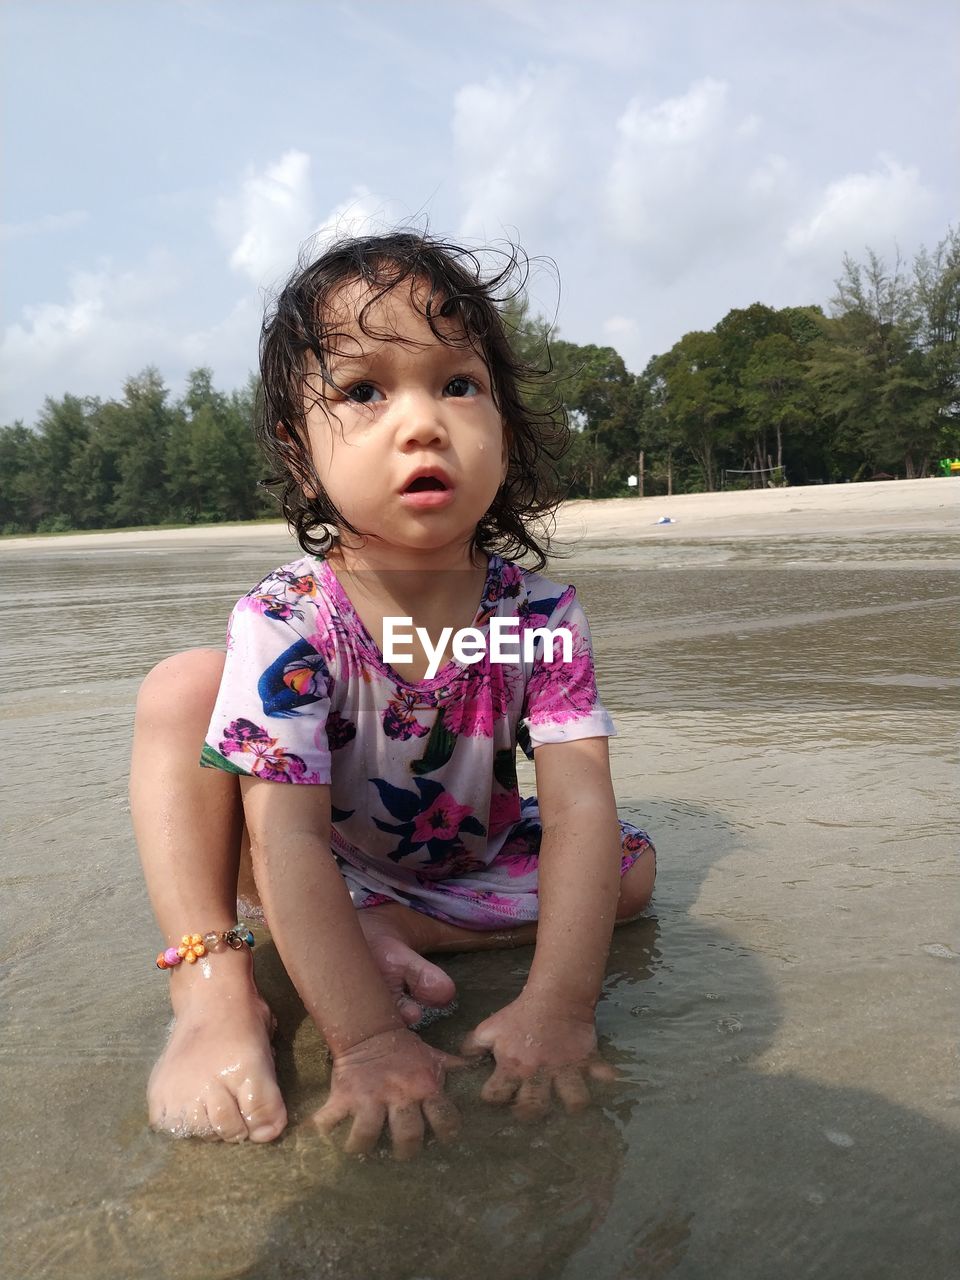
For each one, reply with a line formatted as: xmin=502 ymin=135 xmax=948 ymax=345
xmin=156 ymin=1100 xmax=209 ymax=1139
xmin=364 ymin=932 xmax=457 ymax=1010
xmin=240 ymin=1078 xmax=288 ymax=1143
xmin=400 ymin=950 xmax=456 ymax=1009
xmin=204 ymin=1083 xmax=249 ymax=1143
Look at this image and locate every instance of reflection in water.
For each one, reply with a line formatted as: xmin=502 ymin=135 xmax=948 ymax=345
xmin=1 ymin=530 xmax=957 ymax=1279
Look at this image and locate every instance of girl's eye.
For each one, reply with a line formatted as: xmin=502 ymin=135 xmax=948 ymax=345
xmin=444 ymin=376 xmax=478 ymax=398
xmin=345 ymin=382 xmax=383 ymax=404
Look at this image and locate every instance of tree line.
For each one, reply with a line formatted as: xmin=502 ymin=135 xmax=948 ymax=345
xmin=1 ymin=230 xmax=957 ymax=535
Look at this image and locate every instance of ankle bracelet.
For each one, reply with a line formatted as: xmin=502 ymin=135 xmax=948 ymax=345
xmin=156 ymin=924 xmax=255 ymax=970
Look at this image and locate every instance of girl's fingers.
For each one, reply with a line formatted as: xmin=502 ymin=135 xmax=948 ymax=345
xmin=552 ymin=1067 xmax=591 ymax=1114
xmin=459 ymin=1029 xmax=492 ymax=1059
xmin=344 ymin=1103 xmax=388 ymax=1155
xmin=512 ymin=1075 xmax=551 ymax=1122
xmin=388 ymin=1102 xmax=425 ymax=1161
xmin=480 ymin=1067 xmax=521 ymax=1106
xmin=312 ymin=1098 xmax=349 ymax=1136
xmin=422 ymin=1094 xmax=461 ymax=1143
xmin=587 ymin=1059 xmax=619 ymax=1084
xmin=439 ymin=1050 xmax=470 ymax=1071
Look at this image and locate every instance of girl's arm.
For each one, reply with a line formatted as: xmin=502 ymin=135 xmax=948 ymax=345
xmin=240 ymin=776 xmax=464 ymax=1157
xmin=461 ymin=736 xmax=622 ymax=1113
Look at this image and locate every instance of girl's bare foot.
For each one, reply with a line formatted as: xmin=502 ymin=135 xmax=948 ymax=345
xmin=148 ymin=951 xmax=286 ymax=1143
xmin=358 ymin=909 xmax=458 ymax=1027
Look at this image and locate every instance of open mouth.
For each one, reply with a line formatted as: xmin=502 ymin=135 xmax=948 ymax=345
xmin=404 ymin=475 xmax=448 ymax=493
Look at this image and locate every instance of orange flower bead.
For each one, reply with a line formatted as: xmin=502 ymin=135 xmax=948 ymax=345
xmin=177 ymin=933 xmax=207 ymax=963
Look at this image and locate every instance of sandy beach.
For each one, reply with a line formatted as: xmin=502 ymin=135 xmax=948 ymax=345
xmin=2 ymin=474 xmax=958 ymax=1280
xmin=1 ymin=476 xmax=954 ymax=553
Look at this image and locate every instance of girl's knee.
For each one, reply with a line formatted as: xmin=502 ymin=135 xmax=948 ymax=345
xmin=135 ymin=648 xmax=226 ymax=728
xmin=617 ymin=845 xmax=656 ymax=919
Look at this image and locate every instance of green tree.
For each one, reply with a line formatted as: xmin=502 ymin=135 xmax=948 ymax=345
xmin=177 ymin=368 xmax=262 ymax=522
xmin=910 ymin=228 xmax=960 ymax=466
xmin=549 ymin=341 xmax=640 ymax=497
xmin=32 ymin=393 xmax=97 ymax=528
xmin=653 ymin=331 xmax=735 ymax=490
xmin=0 ymin=423 xmax=40 ymax=532
xmin=740 ymin=333 xmax=814 ymax=473
xmin=822 ymin=247 xmax=932 ymax=475
xmin=109 ymin=368 xmax=172 ymax=525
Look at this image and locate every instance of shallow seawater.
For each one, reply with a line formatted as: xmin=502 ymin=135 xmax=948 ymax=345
xmin=1 ymin=528 xmax=957 ymax=1280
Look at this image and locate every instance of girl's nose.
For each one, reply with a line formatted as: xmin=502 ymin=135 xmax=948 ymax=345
xmin=394 ymin=391 xmax=449 ymax=450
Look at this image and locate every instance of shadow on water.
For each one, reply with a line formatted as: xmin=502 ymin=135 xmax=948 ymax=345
xmin=2 ymin=539 xmax=958 ymax=1278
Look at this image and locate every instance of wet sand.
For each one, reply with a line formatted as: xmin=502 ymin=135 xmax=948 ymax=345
xmin=1 ymin=478 xmax=958 ymax=1279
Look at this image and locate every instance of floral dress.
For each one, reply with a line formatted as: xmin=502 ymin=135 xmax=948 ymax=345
xmin=202 ymin=553 xmax=654 ymax=928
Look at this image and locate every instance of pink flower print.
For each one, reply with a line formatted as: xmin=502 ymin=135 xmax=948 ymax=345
xmin=411 ymin=794 xmax=475 ymax=844
xmin=620 ymin=828 xmax=654 ymax=874
xmin=443 ymin=688 xmax=493 ymax=737
xmin=237 ymin=592 xmax=303 ymax=622
xmin=310 ymin=610 xmax=368 ymax=680
xmin=415 ymin=849 xmax=486 ymax=882
xmin=288 ymin=574 xmax=318 ymax=597
xmin=325 ymin=711 xmax=356 ymax=750
xmin=488 ymin=789 xmax=521 ymax=836
xmin=525 ymin=641 xmax=598 ymax=725
xmin=500 ymin=561 xmax=524 ymax=591
xmin=382 ymin=688 xmax=432 ymax=740
xmin=221 ymin=717 xmax=269 ymax=745
xmin=219 ymin=718 xmax=316 ymax=782
xmin=497 ymin=848 xmax=540 ymax=879
xmin=517 ymin=605 xmax=552 ymax=634
xmin=622 ymin=829 xmax=652 ymax=855
xmin=442 ymin=661 xmax=516 ymax=737
xmin=479 ymin=890 xmax=525 ymax=917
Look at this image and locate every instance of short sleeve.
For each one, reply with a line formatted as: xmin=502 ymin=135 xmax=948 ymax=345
xmin=518 ymin=584 xmax=616 ymax=754
xmin=201 ymin=592 xmax=333 ymax=785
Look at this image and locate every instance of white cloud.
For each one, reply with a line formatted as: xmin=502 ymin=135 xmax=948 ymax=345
xmin=453 ymin=68 xmax=576 ymax=237
xmin=784 ymin=156 xmax=934 ymax=258
xmin=0 ymin=168 xmax=404 ymax=422
xmin=215 ymin=150 xmax=316 ymax=287
xmin=746 ymin=154 xmax=791 ymax=199
xmin=0 ymin=252 xmax=243 ymax=423
xmin=603 ymin=79 xmax=796 ymax=282
xmin=179 ymin=296 xmax=260 ymax=377
xmin=304 ymin=188 xmax=396 ymax=256
xmin=0 ymin=254 xmax=181 ymax=418
xmin=618 ymin=76 xmax=728 ymax=148
xmin=603 ymin=314 xmax=640 ymax=343
xmin=215 ymin=152 xmax=395 ymax=290
xmin=0 ymin=210 xmax=88 ymax=243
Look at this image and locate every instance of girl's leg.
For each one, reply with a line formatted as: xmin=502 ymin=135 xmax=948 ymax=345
xmin=131 ymin=649 xmax=286 ymax=1143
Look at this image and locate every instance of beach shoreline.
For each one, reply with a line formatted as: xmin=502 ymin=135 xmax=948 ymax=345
xmin=0 ymin=477 xmax=954 ymax=553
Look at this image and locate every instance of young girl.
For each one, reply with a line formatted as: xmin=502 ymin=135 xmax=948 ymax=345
xmin=131 ymin=231 xmax=656 ymax=1160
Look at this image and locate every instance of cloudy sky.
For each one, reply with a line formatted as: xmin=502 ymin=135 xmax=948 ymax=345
xmin=1 ymin=0 xmax=956 ymax=424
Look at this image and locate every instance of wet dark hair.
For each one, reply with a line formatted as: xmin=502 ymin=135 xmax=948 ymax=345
xmin=256 ymin=230 xmax=569 ymax=569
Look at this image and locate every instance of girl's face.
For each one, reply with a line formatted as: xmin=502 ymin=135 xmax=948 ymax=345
xmin=301 ymin=278 xmax=508 ymax=568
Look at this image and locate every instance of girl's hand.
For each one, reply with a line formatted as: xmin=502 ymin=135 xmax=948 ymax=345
xmin=460 ymin=993 xmax=617 ymax=1121
xmin=312 ymin=1027 xmax=466 ymax=1160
